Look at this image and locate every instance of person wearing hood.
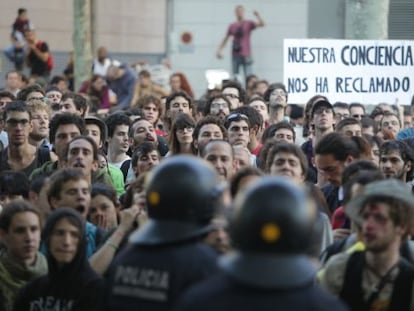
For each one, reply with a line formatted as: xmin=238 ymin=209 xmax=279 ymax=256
xmin=13 ymin=208 xmax=104 ymax=311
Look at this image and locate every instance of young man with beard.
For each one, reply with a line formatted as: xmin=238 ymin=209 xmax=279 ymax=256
xmin=65 ymin=136 xmax=113 ymax=187
xmin=203 ymin=94 xmax=231 ymax=121
xmin=29 ymin=113 xmax=85 ymax=180
xmin=264 ymin=82 xmax=288 ymax=125
xmin=47 ymin=168 xmax=105 ymax=257
xmin=379 ymin=140 xmax=414 ymax=182
xmin=129 ymin=117 xmax=169 ymax=156
xmin=321 ymin=179 xmax=414 ymax=310
xmin=0 ymin=101 xmax=52 ymax=177
xmin=380 ymin=112 xmax=402 ymax=139
xmin=84 ymin=116 xmax=125 ymax=196
xmin=0 ymin=200 xmax=47 ymax=311
xmin=125 ymin=118 xmax=168 ymax=183
xmin=193 ymin=116 xmax=226 ymax=156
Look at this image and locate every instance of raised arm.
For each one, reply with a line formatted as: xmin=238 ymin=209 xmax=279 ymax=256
xmin=253 ymin=10 xmax=265 ymax=27
xmin=89 ymin=205 xmax=140 ymax=275
xmin=216 ymin=32 xmax=230 ymax=59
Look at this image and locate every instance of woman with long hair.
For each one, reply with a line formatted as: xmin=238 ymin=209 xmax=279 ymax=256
xmin=167 ymin=113 xmax=197 ymax=155
xmin=169 ymin=72 xmax=194 ymax=98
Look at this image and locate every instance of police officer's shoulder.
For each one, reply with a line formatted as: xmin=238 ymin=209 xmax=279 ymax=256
xmin=175 ymin=273 xmax=234 ymax=311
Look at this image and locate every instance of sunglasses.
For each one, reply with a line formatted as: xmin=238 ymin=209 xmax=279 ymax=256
xmin=226 ymin=113 xmax=249 ymax=122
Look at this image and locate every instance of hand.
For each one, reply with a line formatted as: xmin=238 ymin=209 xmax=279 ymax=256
xmin=28 ymin=43 xmax=36 ymax=50
xmin=119 ymin=205 xmax=140 ymax=231
xmin=216 ymin=51 xmax=223 ymax=59
xmin=253 ymin=10 xmax=260 ymax=17
xmin=95 ymin=214 xmax=109 ymax=230
xmin=333 ymin=228 xmax=351 ymax=241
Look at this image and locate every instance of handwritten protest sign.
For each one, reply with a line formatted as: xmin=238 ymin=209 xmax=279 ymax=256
xmin=283 ymin=39 xmax=414 ymax=105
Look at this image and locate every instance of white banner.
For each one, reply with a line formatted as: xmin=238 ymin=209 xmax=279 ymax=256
xmin=283 ymin=39 xmax=414 ymax=105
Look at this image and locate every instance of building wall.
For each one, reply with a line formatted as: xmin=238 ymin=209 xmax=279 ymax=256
xmin=169 ymin=0 xmax=309 ymax=97
xmin=0 ymin=0 xmax=167 ymax=86
xmin=308 ymin=0 xmax=345 ymax=38
xmin=0 ymin=0 xmax=166 ymax=53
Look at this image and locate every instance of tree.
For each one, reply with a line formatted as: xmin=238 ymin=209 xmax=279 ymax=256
xmin=73 ymin=0 xmax=93 ymax=91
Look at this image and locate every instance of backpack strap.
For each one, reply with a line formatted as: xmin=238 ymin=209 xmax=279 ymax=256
xmin=320 ymin=237 xmax=348 ymax=264
xmin=388 ymin=258 xmax=414 ymax=310
xmin=340 ymin=251 xmax=366 ymax=311
xmin=120 ymin=159 xmax=130 ymax=182
xmin=0 ymin=149 xmax=8 ymax=172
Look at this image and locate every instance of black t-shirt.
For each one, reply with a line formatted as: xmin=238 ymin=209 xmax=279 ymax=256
xmin=13 ymin=269 xmax=104 ymax=311
xmin=27 ymin=40 xmax=50 ymax=76
xmin=0 ymin=147 xmax=51 ymax=178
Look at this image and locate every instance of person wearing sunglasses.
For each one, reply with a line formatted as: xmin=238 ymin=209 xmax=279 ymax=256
xmin=349 ymin=102 xmax=366 ymax=121
xmin=224 ymin=113 xmax=251 ymax=149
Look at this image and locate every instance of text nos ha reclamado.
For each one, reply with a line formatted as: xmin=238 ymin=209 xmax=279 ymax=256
xmin=287 ymin=44 xmax=413 ymax=94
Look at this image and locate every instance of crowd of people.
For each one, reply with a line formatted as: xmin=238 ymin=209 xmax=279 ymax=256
xmin=1 ymin=5 xmax=414 ymax=311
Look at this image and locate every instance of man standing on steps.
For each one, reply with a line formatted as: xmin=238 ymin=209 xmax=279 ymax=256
xmin=216 ymin=5 xmax=265 ymax=80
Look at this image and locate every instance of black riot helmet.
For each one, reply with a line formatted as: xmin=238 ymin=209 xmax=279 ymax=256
xmin=129 ymin=155 xmax=224 ymax=246
xmin=220 ymin=177 xmax=318 ymax=289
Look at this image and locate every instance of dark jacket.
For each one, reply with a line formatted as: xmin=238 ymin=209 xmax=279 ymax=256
xmin=105 ymin=242 xmax=218 ymax=311
xmin=176 ymin=273 xmax=348 ymax=311
xmin=13 ymin=208 xmax=104 ymax=311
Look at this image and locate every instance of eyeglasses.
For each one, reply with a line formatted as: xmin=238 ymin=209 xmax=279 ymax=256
xmin=382 ymin=121 xmax=399 ymax=127
xmin=177 ymin=127 xmax=194 ymax=134
xmin=352 ymin=114 xmax=364 ymax=119
xmin=211 ymin=103 xmax=229 ymax=109
xmin=46 ymin=93 xmax=62 ymax=99
xmin=225 ymin=113 xmax=249 ymax=128
xmin=335 ymin=113 xmax=350 ymax=120
xmin=6 ymin=118 xmax=30 ymax=127
xmin=27 ymin=96 xmax=45 ymax=101
xmin=0 ymin=101 xmax=11 ymax=106
xmin=223 ymin=94 xmax=239 ymax=100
